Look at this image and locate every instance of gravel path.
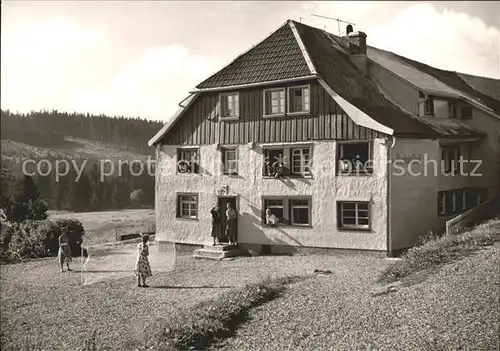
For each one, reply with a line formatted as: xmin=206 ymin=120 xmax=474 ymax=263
xmin=0 ymin=247 xmax=386 ymax=350
xmin=219 ymin=244 xmax=500 ymax=350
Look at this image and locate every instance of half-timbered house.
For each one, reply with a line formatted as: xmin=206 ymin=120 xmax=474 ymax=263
xmin=149 ymin=20 xmax=499 ymax=256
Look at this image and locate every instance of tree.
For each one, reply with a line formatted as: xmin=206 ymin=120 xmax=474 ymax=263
xmin=111 ymin=179 xmax=131 ymax=209
xmin=5 ymin=175 xmax=47 ymax=222
xmin=70 ymin=172 xmax=92 ymax=212
xmin=130 ymin=189 xmax=146 ymax=208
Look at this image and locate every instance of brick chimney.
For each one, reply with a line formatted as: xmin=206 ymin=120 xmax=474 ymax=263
xmin=346 ymin=28 xmax=368 ymax=75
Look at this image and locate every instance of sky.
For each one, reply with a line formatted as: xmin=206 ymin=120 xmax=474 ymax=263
xmin=1 ymin=1 xmax=499 ymax=122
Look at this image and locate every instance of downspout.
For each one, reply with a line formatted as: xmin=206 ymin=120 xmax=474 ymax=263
xmin=387 ymin=135 xmax=396 ymax=257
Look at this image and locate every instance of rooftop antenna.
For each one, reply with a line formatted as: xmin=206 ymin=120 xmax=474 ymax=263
xmin=311 ymin=14 xmax=355 ymax=36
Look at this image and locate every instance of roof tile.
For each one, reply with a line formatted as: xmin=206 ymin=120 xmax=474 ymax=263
xmin=196 ymin=22 xmax=312 ymax=89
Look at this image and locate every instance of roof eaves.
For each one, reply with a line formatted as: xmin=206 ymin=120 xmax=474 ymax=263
xmin=317 ymin=78 xmax=394 ymax=136
xmin=288 ymin=20 xmax=317 ymax=75
xmin=148 ymin=93 xmax=199 ymax=147
xmin=190 ymin=75 xmax=318 ymax=93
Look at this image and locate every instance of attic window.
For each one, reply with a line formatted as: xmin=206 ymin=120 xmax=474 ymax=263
xmin=448 ymin=101 xmax=458 ymax=118
xmin=461 ymin=106 xmax=473 ymax=120
xmin=220 ymin=92 xmax=239 ymax=118
xmin=264 ymin=88 xmax=286 ymax=116
xmin=424 ymin=97 xmax=434 ymax=116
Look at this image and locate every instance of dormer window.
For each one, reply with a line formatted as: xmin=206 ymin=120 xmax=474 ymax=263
xmin=288 ymin=85 xmax=310 ymax=113
xmin=220 ymin=92 xmax=239 ymax=119
xmin=448 ymin=101 xmax=458 ymax=118
xmin=461 ymin=106 xmax=472 ymax=120
xmin=424 ymin=96 xmax=434 ymax=116
xmin=264 ymin=88 xmax=286 ymax=116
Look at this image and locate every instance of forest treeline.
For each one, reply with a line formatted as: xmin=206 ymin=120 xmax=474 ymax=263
xmin=1 ymin=110 xmax=163 ymax=211
xmin=1 ymin=109 xmax=163 ymax=154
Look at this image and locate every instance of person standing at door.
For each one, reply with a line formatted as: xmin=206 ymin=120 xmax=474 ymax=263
xmin=210 ymin=205 xmax=222 ymax=246
xmin=225 ymin=203 xmax=237 ymax=246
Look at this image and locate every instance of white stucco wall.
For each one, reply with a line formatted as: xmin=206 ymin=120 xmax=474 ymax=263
xmin=390 ymin=130 xmax=499 ymax=250
xmin=155 ymin=139 xmax=389 ymax=251
xmin=465 ymin=108 xmax=500 ymax=199
xmin=390 ymin=138 xmax=440 ymax=250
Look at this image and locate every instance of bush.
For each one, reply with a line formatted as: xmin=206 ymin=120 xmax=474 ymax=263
xmin=0 ymin=221 xmax=13 ymax=248
xmin=8 ymin=221 xmax=53 ymax=259
xmin=1 ymin=218 xmax=86 ymax=263
xmin=380 ymin=218 xmax=500 ymax=283
xmin=54 ymin=219 xmax=85 ymax=257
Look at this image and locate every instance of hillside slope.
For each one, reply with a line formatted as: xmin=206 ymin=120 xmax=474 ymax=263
xmin=219 ymin=231 xmax=500 ymax=349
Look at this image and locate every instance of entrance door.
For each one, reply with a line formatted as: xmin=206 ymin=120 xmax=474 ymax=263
xmin=217 ymin=196 xmax=238 ymax=244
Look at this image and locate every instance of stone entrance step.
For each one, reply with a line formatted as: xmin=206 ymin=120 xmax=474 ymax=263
xmin=193 ymin=244 xmax=242 ymax=260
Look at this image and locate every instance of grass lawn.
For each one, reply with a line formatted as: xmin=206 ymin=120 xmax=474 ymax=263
xmin=49 ymin=209 xmax=155 ymax=246
xmin=0 ymin=247 xmax=387 ymax=350
xmin=1 ymin=219 xmax=498 ymax=350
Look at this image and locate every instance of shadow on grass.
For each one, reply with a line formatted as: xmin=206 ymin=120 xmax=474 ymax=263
xmin=150 ymin=285 xmax=235 ymax=289
xmin=72 ymin=269 xmax=131 ymax=273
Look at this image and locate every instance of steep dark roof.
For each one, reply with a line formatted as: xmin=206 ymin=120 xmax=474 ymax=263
xmin=458 ymin=73 xmax=500 ymax=102
xmin=293 ymin=21 xmax=449 ymax=138
xmin=395 ymin=55 xmax=500 ymax=115
xmin=159 ymin=20 xmax=488 ymax=142
xmin=196 ymin=22 xmax=311 ymax=89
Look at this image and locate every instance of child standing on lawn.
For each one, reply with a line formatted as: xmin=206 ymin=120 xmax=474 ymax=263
xmin=58 ymin=232 xmax=72 ymax=272
xmin=134 ymin=234 xmax=152 ymax=287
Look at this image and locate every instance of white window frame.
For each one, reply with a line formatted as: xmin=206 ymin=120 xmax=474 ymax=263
xmin=222 ymin=147 xmax=238 ymax=175
xmin=177 ymin=193 xmax=198 ymax=219
xmin=177 ymin=148 xmax=200 ymax=174
xmin=339 ymin=201 xmax=370 ymax=230
xmin=291 ymin=147 xmax=312 ymax=176
xmin=263 ymin=147 xmax=287 ymax=177
xmin=219 ymin=92 xmax=239 ymax=119
xmin=287 ymin=85 xmax=311 ymax=115
xmin=263 ymin=88 xmax=286 ymax=117
xmin=338 ymin=141 xmax=373 ymax=175
xmin=263 ymin=198 xmax=284 ymax=224
xmin=290 ymin=198 xmax=311 ymax=226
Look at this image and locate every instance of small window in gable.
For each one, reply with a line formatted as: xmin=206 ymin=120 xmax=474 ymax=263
xmin=264 ymin=88 xmax=286 ymax=116
xmin=448 ymin=101 xmax=458 ymax=118
xmin=424 ymin=96 xmax=434 ymax=116
xmin=288 ymin=86 xmax=310 ymax=113
xmin=220 ymin=92 xmax=239 ymax=118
